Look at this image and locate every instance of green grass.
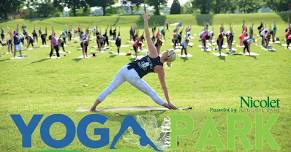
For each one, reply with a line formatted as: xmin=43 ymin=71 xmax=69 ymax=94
xmin=0 ymin=13 xmax=291 ymax=152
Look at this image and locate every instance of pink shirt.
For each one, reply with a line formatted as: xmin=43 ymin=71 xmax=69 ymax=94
xmin=51 ymin=36 xmax=58 ymax=46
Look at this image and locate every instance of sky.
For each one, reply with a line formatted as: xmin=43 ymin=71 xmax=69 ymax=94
xmin=167 ymin=0 xmax=191 ymax=7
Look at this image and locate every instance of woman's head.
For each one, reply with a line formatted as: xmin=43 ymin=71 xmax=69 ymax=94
xmin=161 ymin=49 xmax=176 ymax=67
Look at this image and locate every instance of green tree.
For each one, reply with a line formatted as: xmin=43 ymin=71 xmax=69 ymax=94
xmin=36 ymin=0 xmax=56 ymax=17
xmin=182 ymin=1 xmax=193 ymax=14
xmin=212 ymin=0 xmax=229 ymax=13
xmin=53 ymin=0 xmax=64 ymax=12
xmin=128 ymin=0 xmax=144 ymax=14
xmin=145 ymin=0 xmax=167 ymax=15
xmin=227 ymin=0 xmax=238 ymax=13
xmin=237 ymin=0 xmax=263 ymax=13
xmin=212 ymin=0 xmax=238 ymax=13
xmin=266 ymin=0 xmax=289 ymax=12
xmin=0 ymin=0 xmax=23 ymax=19
xmin=170 ymin=0 xmax=181 ymax=14
xmin=191 ymin=0 xmax=212 ymax=14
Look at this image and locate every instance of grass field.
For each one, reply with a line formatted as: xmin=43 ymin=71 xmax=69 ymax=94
xmin=0 ymin=13 xmax=291 ymax=152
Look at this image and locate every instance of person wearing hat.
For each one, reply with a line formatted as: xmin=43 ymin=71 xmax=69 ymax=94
xmin=90 ymin=10 xmax=177 ymax=112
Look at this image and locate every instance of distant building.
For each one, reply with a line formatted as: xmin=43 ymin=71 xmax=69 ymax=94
xmin=119 ymin=1 xmax=158 ymax=15
xmin=258 ymin=7 xmax=273 ymax=13
xmin=90 ymin=7 xmax=103 ymax=16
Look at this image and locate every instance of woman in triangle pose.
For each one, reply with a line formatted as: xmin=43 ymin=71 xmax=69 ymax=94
xmin=90 ymin=9 xmax=177 ymax=112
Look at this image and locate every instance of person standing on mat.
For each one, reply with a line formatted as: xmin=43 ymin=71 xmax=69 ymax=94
xmin=49 ymin=30 xmax=60 ymax=58
xmin=25 ymin=34 xmax=34 ymax=49
xmin=80 ymin=29 xmax=89 ymax=58
xmin=115 ymin=32 xmax=122 ymax=54
xmin=217 ymin=33 xmax=224 ymax=56
xmin=13 ymin=25 xmax=23 ymax=58
xmin=243 ymin=33 xmax=252 ymax=55
xmin=58 ymin=36 xmax=66 ymax=53
xmin=181 ymin=32 xmax=190 ymax=56
xmin=7 ymin=31 xmax=13 ymax=54
xmin=226 ymin=24 xmax=234 ymax=53
xmin=32 ymin=27 xmax=38 ymax=44
xmin=90 ymin=10 xmax=177 ymax=112
xmin=40 ymin=27 xmax=48 ymax=46
xmin=271 ymin=22 xmax=277 ymax=43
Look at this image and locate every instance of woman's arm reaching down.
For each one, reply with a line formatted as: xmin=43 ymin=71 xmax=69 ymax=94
xmin=144 ymin=11 xmax=158 ymax=58
xmin=155 ymin=66 xmax=177 ymax=109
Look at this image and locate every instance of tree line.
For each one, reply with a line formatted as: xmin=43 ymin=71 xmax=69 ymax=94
xmin=0 ymin=0 xmax=289 ymax=19
xmin=189 ymin=0 xmax=289 ymax=14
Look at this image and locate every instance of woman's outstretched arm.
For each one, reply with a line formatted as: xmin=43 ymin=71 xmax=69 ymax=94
xmin=144 ymin=11 xmax=158 ymax=58
xmin=155 ymin=66 xmax=177 ymax=109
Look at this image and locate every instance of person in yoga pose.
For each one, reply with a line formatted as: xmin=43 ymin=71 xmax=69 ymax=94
xmin=90 ymin=10 xmax=177 ymax=112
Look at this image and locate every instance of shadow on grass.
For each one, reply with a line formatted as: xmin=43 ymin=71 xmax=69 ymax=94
xmin=276 ymin=12 xmax=291 ymax=23
xmin=0 ymin=58 xmax=10 ymax=62
xmin=73 ymin=58 xmax=82 ymax=62
xmin=136 ymin=15 xmax=167 ymax=29
xmin=195 ymin=14 xmax=214 ymax=26
xmin=241 ymin=53 xmax=258 ymax=59
xmin=180 ymin=57 xmax=189 ymax=62
xmin=30 ymin=58 xmax=50 ymax=64
xmin=247 ymin=55 xmax=257 ymax=60
xmin=266 ymin=50 xmax=276 ymax=53
xmin=218 ymin=56 xmax=226 ymax=61
xmin=110 ymin=54 xmax=118 ymax=58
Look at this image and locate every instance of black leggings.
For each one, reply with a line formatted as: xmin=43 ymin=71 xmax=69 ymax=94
xmin=172 ymin=39 xmax=178 ymax=48
xmin=50 ymin=46 xmax=60 ymax=57
xmin=27 ymin=40 xmax=34 ymax=48
xmin=68 ymin=33 xmax=72 ymax=41
xmin=133 ymin=46 xmax=138 ymax=53
xmin=181 ymin=47 xmax=187 ymax=55
xmin=60 ymin=42 xmax=65 ymax=52
xmin=243 ymin=42 xmax=250 ymax=53
xmin=1 ymin=34 xmax=4 ymax=41
xmin=41 ymin=36 xmax=46 ymax=45
xmin=81 ymin=42 xmax=88 ymax=52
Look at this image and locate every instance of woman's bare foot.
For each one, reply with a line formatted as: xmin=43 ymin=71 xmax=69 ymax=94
xmin=89 ymin=100 xmax=102 ymax=112
xmin=89 ymin=107 xmax=96 ymax=112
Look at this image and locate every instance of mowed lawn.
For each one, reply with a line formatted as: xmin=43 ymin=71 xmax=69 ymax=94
xmin=0 ymin=13 xmax=290 ymax=152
